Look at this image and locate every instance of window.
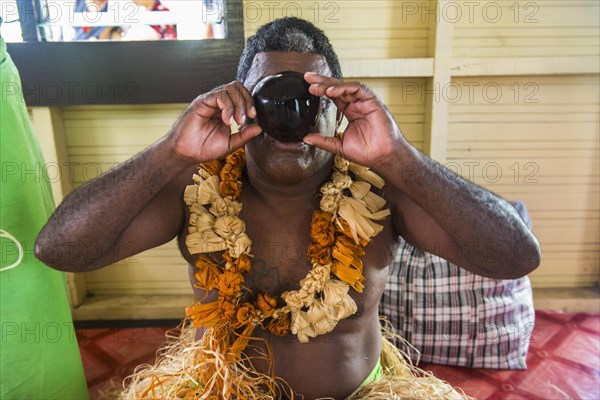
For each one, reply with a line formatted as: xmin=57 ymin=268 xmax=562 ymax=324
xmin=2 ymin=0 xmax=244 ymax=105
xmin=0 ymin=0 xmax=24 ymax=42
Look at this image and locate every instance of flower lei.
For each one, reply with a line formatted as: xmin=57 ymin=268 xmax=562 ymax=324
xmin=183 ymin=146 xmax=390 ymax=347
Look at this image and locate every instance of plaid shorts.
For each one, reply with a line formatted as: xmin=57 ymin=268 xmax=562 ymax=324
xmin=379 ymin=239 xmax=535 ymax=369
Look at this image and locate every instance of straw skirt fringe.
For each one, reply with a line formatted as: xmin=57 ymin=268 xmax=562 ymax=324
xmin=117 ymin=323 xmax=472 ymax=400
xmin=345 ymin=332 xmax=472 ymax=399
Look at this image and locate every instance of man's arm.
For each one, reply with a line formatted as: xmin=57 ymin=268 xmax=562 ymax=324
xmin=381 ymin=150 xmax=540 ymax=279
xmin=303 ymin=72 xmax=541 ymax=279
xmin=35 ymin=139 xmax=191 ymax=272
xmin=35 ymin=81 xmax=261 ymax=272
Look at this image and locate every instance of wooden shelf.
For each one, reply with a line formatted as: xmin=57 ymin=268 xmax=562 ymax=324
xmin=451 ymin=56 xmax=600 ymax=76
xmin=72 ymin=294 xmax=194 ymax=321
xmin=533 ymin=286 xmax=600 ymax=313
xmin=340 ymin=56 xmax=599 ymax=78
xmin=342 ymin=58 xmax=434 ymax=78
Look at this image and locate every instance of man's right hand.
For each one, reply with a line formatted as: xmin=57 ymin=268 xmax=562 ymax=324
xmin=168 ymin=81 xmax=262 ymax=164
xmin=36 ymin=82 xmax=262 ymax=272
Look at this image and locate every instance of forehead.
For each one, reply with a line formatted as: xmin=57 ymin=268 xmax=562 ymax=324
xmin=244 ymin=52 xmax=331 ymax=90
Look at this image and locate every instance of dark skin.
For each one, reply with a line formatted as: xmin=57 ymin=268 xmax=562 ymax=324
xmin=36 ymin=52 xmax=541 ymax=399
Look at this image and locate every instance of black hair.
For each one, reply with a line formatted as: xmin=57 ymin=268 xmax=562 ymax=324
xmin=236 ymin=17 xmax=342 ymax=82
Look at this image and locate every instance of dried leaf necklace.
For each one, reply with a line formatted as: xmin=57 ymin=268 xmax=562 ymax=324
xmin=183 ymin=146 xmax=390 ymax=345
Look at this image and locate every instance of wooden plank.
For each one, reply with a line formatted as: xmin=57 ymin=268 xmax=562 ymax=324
xmin=30 ymin=108 xmax=70 ymax=205
xmin=68 ymin=145 xmax=148 ymax=156
xmin=243 ymin=0 xmax=430 ymax=58
xmin=540 ymin=243 xmax=600 ymax=255
xmin=242 ymin=1 xmax=430 ymax=27
xmin=65 ymin=128 xmax=167 ymax=147
xmin=539 ymin=261 xmax=599 ymax=276
xmin=30 ymin=107 xmax=88 ymax=308
xmin=447 ymin=77 xmax=600 ymax=105
xmin=61 ymin=110 xmax=184 ymax=121
xmin=442 ymin=157 xmax=598 ymax=177
xmin=533 ymin=210 xmax=600 ymax=220
xmin=454 ymin=47 xmax=599 ymax=57
xmin=451 ymin=56 xmax=600 ymax=76
xmin=359 ymin=78 xmax=428 ymax=103
xmin=539 ymin=249 xmax=600 ymax=261
xmin=86 ymin=274 xmax=190 ymax=295
xmin=460 ymin=74 xmax=598 ymax=85
xmin=452 ymin=3 xmax=599 ymax=28
xmin=423 ymin=0 xmax=453 ymax=161
xmin=449 ymin=113 xmax=599 ymax=123
xmin=387 ymin=114 xmax=425 ymax=123
xmin=529 ymin=275 xmax=600 ymax=288
xmin=361 ymin=77 xmax=427 ymax=146
xmin=448 ymin=139 xmax=599 ymax=150
xmin=530 ymin=274 xmax=599 ymax=288
xmin=450 ymin=104 xmax=600 ymax=114
xmin=341 ymin=58 xmax=434 ymax=78
xmin=455 ymin=27 xmax=600 ymax=38
xmin=454 ymin=176 xmax=599 ymax=187
xmin=448 ymin=148 xmax=598 ymax=159
xmin=325 ymin=28 xmax=429 ymax=40
xmin=448 ymin=122 xmax=599 ymax=142
xmin=455 ymin=37 xmax=599 ymax=47
xmin=532 ymin=287 xmax=599 ymax=312
xmin=451 ymin=0 xmax=600 ymax=60
xmin=71 ymin=294 xmax=193 ymax=320
xmin=62 ymin=104 xmax=187 ymax=113
xmin=511 ymin=192 xmax=599 ymax=212
xmin=538 ymin=257 xmax=600 ymax=274
xmin=335 ymin=48 xmax=429 ymax=59
xmin=331 ymin=38 xmax=429 ymax=49
xmin=528 ymin=1 xmax=599 ymax=7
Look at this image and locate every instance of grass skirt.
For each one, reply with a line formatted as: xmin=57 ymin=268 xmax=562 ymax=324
xmin=117 ymin=321 xmax=472 ymax=399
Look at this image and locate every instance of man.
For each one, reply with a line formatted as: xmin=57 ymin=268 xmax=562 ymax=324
xmin=36 ymin=17 xmax=540 ymax=399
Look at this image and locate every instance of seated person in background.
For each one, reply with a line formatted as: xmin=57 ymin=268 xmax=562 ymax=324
xmin=73 ymin=0 xmax=108 ymax=40
xmin=134 ymin=0 xmax=176 ymax=40
xmin=73 ymin=0 xmax=176 ymax=41
xmin=380 ymin=200 xmax=535 ymax=369
xmin=203 ymin=0 xmax=225 ymax=39
xmin=36 ymin=17 xmax=540 ymax=399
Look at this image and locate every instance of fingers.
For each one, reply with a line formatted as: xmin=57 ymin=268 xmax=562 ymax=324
xmin=220 ymin=82 xmax=254 ymax=126
xmin=305 ymin=72 xmax=375 ymax=118
xmin=304 ymin=71 xmax=339 ymax=87
xmin=214 ymin=91 xmax=236 ymax=126
xmin=230 ymin=81 xmax=257 ymax=120
xmin=228 ymin=124 xmax=262 ymax=152
xmin=305 ymin=72 xmax=372 ymax=99
xmin=303 ymin=133 xmax=344 ymax=157
xmin=197 ymin=81 xmax=257 ymax=126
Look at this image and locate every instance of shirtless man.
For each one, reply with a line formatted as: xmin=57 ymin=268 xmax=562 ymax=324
xmin=36 ymin=18 xmax=541 ymax=399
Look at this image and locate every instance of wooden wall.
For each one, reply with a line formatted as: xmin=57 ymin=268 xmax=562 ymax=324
xmin=31 ymin=1 xmax=599 ymax=314
xmin=59 ymin=105 xmax=190 ymax=296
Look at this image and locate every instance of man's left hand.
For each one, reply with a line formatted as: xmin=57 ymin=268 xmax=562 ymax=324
xmin=303 ymin=72 xmax=406 ymax=168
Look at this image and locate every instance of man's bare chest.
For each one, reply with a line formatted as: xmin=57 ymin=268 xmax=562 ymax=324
xmin=179 ymin=194 xmax=399 ymax=311
xmin=241 ymin=208 xmax=315 ymax=295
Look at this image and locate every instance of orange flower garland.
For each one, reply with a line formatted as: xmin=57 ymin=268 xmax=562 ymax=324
xmin=180 ymin=144 xmax=390 ymax=395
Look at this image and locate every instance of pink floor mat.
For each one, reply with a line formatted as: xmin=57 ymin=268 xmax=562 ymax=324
xmin=76 ymin=310 xmax=600 ymax=399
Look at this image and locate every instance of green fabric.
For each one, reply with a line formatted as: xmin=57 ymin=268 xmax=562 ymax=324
xmin=0 ymin=38 xmax=89 ymax=399
xmin=359 ymin=358 xmax=383 ymax=389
